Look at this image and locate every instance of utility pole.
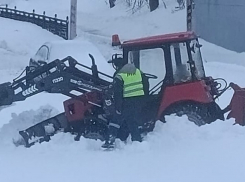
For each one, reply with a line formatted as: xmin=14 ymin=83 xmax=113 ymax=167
xmin=69 ymin=0 xmax=77 ymax=39
xmin=186 ymin=0 xmax=194 ymax=31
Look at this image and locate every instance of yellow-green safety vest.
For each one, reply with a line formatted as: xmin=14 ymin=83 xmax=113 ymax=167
xmin=118 ymin=69 xmax=144 ymax=98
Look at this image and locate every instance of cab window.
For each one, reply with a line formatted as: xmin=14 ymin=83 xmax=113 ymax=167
xmin=128 ymin=48 xmax=166 ymax=91
xmin=170 ymin=43 xmax=192 ymax=83
xmin=190 ymin=39 xmax=205 ymax=79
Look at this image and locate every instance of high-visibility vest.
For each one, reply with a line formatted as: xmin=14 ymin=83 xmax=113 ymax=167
xmin=118 ymin=69 xmax=144 ymax=98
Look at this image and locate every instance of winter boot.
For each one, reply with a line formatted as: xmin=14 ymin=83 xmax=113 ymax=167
xmin=102 ymin=121 xmax=120 ymax=149
xmin=101 ymin=135 xmax=116 ymax=149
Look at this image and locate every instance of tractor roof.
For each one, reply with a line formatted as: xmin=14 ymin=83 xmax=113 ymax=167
xmin=122 ymin=31 xmax=197 ymax=48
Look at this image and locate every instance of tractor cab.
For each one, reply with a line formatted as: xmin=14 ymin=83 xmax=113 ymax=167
xmin=111 ymin=31 xmax=224 ymax=127
xmin=112 ymin=32 xmax=205 ymax=96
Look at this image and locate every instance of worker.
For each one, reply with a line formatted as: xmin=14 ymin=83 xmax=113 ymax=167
xmin=102 ymin=57 xmax=149 ymax=149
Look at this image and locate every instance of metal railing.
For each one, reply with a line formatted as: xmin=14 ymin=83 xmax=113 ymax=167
xmin=0 ymin=5 xmax=69 ymax=40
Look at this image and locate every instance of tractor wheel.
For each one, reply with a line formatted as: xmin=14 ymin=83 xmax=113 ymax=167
xmin=165 ymin=103 xmax=215 ymax=126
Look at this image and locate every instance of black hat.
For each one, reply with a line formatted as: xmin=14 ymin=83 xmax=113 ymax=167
xmin=108 ymin=57 xmax=126 ymax=69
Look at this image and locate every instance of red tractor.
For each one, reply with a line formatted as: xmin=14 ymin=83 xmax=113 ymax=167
xmin=109 ymin=31 xmax=245 ymax=126
xmin=0 ymin=31 xmax=244 ymax=147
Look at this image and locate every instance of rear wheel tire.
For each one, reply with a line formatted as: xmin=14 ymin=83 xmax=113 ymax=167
xmin=165 ymin=103 xmax=215 ymax=126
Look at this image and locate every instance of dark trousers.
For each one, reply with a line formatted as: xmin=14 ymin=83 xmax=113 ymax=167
xmin=108 ymin=96 xmax=143 ymax=142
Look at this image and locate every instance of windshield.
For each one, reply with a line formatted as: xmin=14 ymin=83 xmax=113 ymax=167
xmin=170 ymin=39 xmax=205 ymax=84
xmin=170 ymin=42 xmax=192 ymax=83
xmin=190 ymin=39 xmax=205 ymax=79
xmin=128 ymin=48 xmax=165 ymax=91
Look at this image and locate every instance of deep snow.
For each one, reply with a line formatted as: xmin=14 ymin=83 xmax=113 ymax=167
xmin=0 ymin=0 xmax=245 ymax=182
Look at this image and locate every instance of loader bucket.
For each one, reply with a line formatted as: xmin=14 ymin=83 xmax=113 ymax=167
xmin=226 ymin=83 xmax=245 ymax=125
xmin=15 ymin=113 xmax=68 ymax=147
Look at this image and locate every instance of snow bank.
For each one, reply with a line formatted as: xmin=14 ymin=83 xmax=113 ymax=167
xmin=0 ymin=114 xmax=245 ymax=182
xmin=0 ymin=18 xmax=62 ymax=71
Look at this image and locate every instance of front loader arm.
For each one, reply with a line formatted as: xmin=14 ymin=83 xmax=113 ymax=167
xmin=0 ymin=56 xmax=112 ymax=107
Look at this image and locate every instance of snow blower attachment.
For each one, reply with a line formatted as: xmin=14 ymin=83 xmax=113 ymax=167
xmin=0 ymin=31 xmax=244 ymax=148
xmin=225 ymin=83 xmax=245 ymax=125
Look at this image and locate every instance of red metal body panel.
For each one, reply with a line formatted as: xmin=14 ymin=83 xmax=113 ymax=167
xmin=63 ymin=92 xmax=101 ymax=122
xmin=157 ymin=80 xmax=213 ymax=119
xmin=122 ymin=31 xmax=197 ymax=48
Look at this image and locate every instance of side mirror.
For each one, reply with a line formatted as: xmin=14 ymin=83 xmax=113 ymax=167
xmin=108 ymin=54 xmax=124 ymax=70
xmin=196 ymin=43 xmax=202 ymax=48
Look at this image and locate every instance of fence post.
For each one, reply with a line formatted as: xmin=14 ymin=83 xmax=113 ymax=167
xmin=13 ymin=6 xmax=17 ymax=20
xmin=32 ymin=9 xmax=35 ymax=23
xmin=54 ymin=14 xmax=58 ymax=36
xmin=42 ymin=11 xmax=46 ymax=29
xmin=66 ymin=16 xmax=69 ymax=40
xmin=5 ymin=4 xmax=9 ymax=18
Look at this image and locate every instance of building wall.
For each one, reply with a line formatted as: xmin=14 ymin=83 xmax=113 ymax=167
xmin=193 ymin=0 xmax=245 ymax=52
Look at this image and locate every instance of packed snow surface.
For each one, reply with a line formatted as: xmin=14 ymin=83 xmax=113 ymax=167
xmin=0 ymin=0 xmax=245 ymax=182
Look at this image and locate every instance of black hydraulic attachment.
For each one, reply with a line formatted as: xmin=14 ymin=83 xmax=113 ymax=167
xmin=0 ymin=56 xmax=112 ymax=108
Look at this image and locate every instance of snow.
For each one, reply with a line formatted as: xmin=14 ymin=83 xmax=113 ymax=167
xmin=43 ymin=40 xmax=115 ymax=77
xmin=0 ymin=0 xmax=245 ymax=182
